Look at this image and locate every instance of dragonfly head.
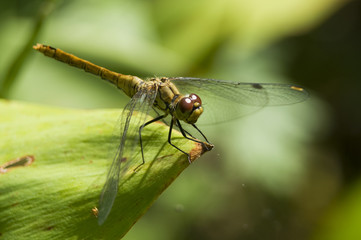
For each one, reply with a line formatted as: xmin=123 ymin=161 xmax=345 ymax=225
xmin=175 ymin=93 xmax=203 ymax=124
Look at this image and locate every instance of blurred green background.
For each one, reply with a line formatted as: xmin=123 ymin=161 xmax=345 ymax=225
xmin=1 ymin=0 xmax=361 ymax=239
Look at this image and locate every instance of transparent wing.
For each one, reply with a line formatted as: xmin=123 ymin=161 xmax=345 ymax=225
xmin=98 ymin=85 xmax=157 ymax=225
xmin=170 ymin=77 xmax=309 ymax=124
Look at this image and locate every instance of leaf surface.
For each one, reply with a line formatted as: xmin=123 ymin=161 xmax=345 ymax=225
xmin=0 ymin=100 xmax=210 ymax=239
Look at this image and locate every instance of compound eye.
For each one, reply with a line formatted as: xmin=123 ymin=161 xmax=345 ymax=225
xmin=179 ymin=97 xmax=193 ymax=113
xmin=189 ymin=93 xmax=202 ymax=105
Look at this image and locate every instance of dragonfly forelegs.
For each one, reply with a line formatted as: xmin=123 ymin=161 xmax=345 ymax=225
xmin=153 ymin=107 xmax=200 ymax=141
xmin=174 ymin=121 xmax=196 ymax=139
xmin=191 ymin=123 xmax=210 ymax=143
xmin=139 ymin=116 xmax=210 ymax=166
xmin=176 ymin=120 xmax=212 ymax=152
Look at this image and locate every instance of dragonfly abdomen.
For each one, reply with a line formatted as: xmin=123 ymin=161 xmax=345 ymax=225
xmin=33 ymin=44 xmax=142 ymax=98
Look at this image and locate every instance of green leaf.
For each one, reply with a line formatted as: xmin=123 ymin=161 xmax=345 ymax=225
xmin=0 ymin=99 xmax=210 ymax=239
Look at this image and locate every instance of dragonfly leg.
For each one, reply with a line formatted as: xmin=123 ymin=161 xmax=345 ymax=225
xmin=191 ymin=123 xmax=210 ymax=143
xmin=137 ymin=114 xmax=167 ymax=170
xmin=176 ymin=120 xmax=212 ymax=151
xmin=153 ymin=108 xmax=197 ymax=140
xmin=175 ymin=121 xmax=196 ymax=139
xmin=168 ymin=118 xmax=192 ymax=164
xmin=176 ymin=120 xmax=207 ymax=144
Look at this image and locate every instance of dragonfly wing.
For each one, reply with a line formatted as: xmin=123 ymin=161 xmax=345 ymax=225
xmin=170 ymin=77 xmax=309 ymax=124
xmin=98 ymin=85 xmax=157 ymax=225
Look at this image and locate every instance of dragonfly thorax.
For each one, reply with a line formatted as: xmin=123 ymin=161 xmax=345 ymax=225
xmin=174 ymin=93 xmax=203 ymax=124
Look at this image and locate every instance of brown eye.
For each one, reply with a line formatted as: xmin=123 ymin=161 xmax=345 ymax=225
xmin=179 ymin=97 xmax=193 ymax=113
xmin=189 ymin=93 xmax=202 ymax=105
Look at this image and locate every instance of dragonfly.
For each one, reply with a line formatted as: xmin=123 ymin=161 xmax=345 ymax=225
xmin=33 ymin=43 xmax=309 ymax=225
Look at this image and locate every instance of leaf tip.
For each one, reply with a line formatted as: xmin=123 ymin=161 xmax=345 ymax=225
xmin=190 ymin=142 xmax=214 ymax=163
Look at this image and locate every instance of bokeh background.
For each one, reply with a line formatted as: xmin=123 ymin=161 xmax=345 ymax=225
xmin=1 ymin=0 xmax=361 ymax=239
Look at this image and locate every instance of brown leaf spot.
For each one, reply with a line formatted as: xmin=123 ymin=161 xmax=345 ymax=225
xmin=0 ymin=155 xmax=35 ymax=174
